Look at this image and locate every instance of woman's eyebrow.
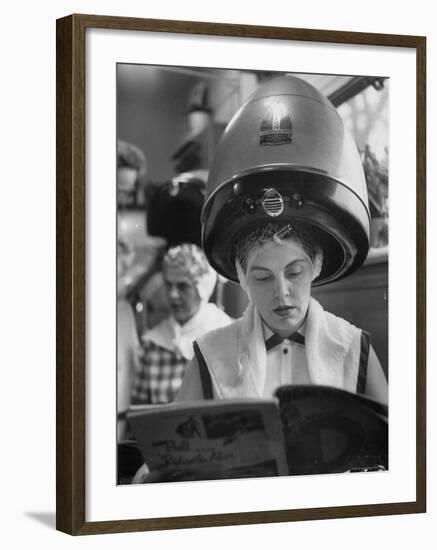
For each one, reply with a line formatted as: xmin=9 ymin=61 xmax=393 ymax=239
xmin=249 ymin=265 xmax=271 ymax=272
xmin=250 ymin=258 xmax=308 ymax=272
xmin=285 ymin=258 xmax=307 ymax=269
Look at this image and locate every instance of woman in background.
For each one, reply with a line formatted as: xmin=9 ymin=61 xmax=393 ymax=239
xmin=131 ymin=243 xmax=232 ymax=405
xmin=117 ymin=238 xmax=142 ymax=441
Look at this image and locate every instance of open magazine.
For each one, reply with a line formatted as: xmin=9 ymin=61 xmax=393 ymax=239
xmin=125 ymin=385 xmax=388 ymax=483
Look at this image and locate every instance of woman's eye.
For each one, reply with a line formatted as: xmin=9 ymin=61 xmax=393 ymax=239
xmin=286 ymin=270 xmax=302 ymax=278
xmin=254 ymin=275 xmax=272 ymax=282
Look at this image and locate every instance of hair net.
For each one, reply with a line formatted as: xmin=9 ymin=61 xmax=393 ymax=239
xmin=234 ymin=222 xmax=323 ymax=299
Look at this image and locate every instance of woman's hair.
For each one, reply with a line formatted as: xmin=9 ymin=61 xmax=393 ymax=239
xmin=234 ymin=221 xmax=323 ymax=273
xmin=162 ymin=243 xmax=217 ymax=302
xmin=163 ymin=243 xmax=211 ymax=279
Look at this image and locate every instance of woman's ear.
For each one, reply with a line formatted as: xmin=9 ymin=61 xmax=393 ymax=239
xmin=235 ymin=260 xmax=252 ymax=302
xmin=311 ymin=251 xmax=323 ymax=281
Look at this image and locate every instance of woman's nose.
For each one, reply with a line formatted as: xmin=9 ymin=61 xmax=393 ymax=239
xmin=273 ymin=275 xmax=290 ymax=300
xmin=168 ymin=285 xmax=180 ymax=299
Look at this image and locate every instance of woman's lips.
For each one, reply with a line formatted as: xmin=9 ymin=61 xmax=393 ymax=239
xmin=273 ymin=306 xmax=296 ymax=318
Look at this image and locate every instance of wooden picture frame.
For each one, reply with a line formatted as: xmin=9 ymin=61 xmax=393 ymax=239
xmin=56 ymin=13 xmax=426 ymax=535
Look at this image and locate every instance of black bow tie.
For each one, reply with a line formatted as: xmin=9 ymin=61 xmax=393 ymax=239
xmin=265 ymin=332 xmax=305 ymax=351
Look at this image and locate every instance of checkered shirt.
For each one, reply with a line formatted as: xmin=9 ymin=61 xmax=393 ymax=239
xmin=131 ymin=340 xmax=188 ymax=404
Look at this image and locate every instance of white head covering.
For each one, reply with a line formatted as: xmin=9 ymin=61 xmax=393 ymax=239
xmin=162 ymin=243 xmax=217 ymax=302
xmin=145 ymin=244 xmax=229 ymax=359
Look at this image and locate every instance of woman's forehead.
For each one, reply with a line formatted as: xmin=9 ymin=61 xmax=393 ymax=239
xmin=248 ymin=240 xmax=310 ymax=270
xmin=163 ymin=265 xmax=195 ymax=284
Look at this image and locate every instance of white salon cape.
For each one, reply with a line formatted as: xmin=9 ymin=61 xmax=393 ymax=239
xmin=176 ymin=298 xmax=365 ymax=401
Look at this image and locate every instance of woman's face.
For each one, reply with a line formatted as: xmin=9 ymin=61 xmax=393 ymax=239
xmin=163 ymin=267 xmax=201 ymax=325
xmin=245 ymin=240 xmax=313 ymax=337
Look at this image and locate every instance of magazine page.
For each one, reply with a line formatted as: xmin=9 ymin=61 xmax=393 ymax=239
xmin=127 ymin=399 xmax=289 ymax=482
xmin=275 ymin=385 xmax=388 ymax=475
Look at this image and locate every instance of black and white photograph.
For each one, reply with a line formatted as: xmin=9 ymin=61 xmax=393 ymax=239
xmin=2 ymin=0 xmax=434 ymax=545
xmin=116 ymin=65 xmax=389 ymax=485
